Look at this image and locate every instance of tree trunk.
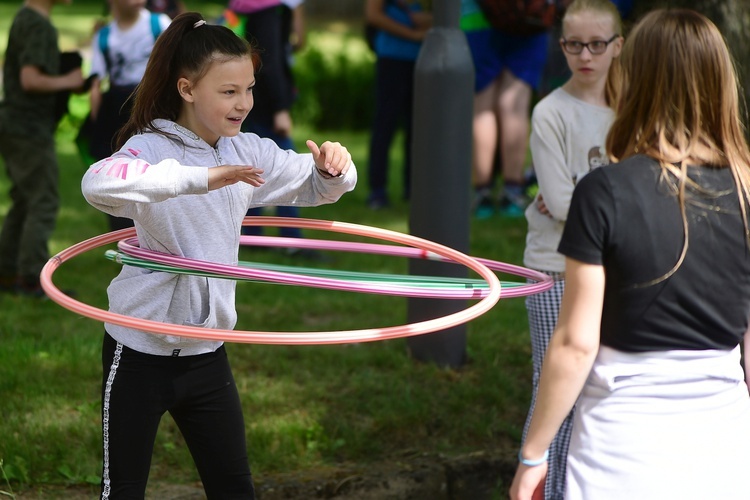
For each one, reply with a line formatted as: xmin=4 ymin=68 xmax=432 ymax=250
xmin=631 ymin=0 xmax=750 ymax=125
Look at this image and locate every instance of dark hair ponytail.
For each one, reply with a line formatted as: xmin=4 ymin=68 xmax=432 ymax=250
xmin=115 ymin=12 xmax=256 ymax=149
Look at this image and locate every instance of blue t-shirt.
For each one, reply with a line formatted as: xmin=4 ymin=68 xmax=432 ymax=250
xmin=375 ymin=1 xmax=423 ymax=61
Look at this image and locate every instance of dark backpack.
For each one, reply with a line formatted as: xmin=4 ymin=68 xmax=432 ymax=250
xmin=477 ymin=0 xmax=559 ymax=36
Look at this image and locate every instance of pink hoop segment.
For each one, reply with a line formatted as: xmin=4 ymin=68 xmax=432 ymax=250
xmin=41 ymin=217 xmax=508 ymax=345
xmin=115 ymin=234 xmax=551 ymax=299
xmin=238 ymin=234 xmax=553 ymax=298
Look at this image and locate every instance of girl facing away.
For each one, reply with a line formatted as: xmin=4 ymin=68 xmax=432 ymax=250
xmin=81 ymin=12 xmax=356 ymax=499
xmin=521 ymin=1 xmax=622 ymax=497
xmin=512 ymin=8 xmax=750 ymax=500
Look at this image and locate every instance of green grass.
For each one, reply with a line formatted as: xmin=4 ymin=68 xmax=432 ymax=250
xmin=0 ymin=1 xmax=535 ymax=494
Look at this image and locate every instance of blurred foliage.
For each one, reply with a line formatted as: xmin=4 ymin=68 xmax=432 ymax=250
xmin=292 ymin=31 xmax=376 ymax=131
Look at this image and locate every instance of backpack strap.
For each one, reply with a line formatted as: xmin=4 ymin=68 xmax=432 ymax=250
xmin=150 ymin=12 xmax=163 ymax=40
xmin=99 ymin=14 xmax=162 ymax=73
xmin=98 ymin=24 xmax=112 ymax=72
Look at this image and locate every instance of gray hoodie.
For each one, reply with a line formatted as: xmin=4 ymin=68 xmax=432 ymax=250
xmin=82 ymin=119 xmax=357 ymax=356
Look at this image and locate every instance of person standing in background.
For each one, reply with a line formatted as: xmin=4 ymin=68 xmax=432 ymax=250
xmin=0 ymin=0 xmax=85 ymax=297
xmin=234 ymin=0 xmax=316 ymax=254
xmin=146 ymin=0 xmax=185 ymax=19
xmin=521 ymin=2 xmax=623 ymax=497
xmin=282 ymin=0 xmax=305 ymax=52
xmin=364 ymin=0 xmax=432 ymax=210
xmin=87 ymin=0 xmax=170 ymax=231
xmin=231 ymin=0 xmax=328 ymax=259
xmin=461 ymin=0 xmax=550 ymax=218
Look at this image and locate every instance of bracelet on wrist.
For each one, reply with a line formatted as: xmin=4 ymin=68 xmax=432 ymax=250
xmin=518 ymin=449 xmax=549 ymax=467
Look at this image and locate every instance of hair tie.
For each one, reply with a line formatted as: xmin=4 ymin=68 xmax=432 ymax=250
xmin=193 ymin=20 xmax=206 ymax=28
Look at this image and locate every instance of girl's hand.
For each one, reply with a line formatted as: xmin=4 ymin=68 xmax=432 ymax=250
xmin=410 ymin=11 xmax=433 ymax=30
xmin=536 ymin=193 xmax=551 ymax=217
xmin=208 ymin=166 xmax=264 ymax=191
xmin=273 ymin=110 xmax=292 ymax=137
xmin=509 ymin=462 xmax=547 ymax=500
xmin=306 ymin=140 xmax=352 ymax=178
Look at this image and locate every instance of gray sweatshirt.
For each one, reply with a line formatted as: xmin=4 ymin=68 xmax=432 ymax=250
xmin=82 ymin=119 xmax=357 ymax=356
xmin=524 ymin=88 xmax=614 ymax=273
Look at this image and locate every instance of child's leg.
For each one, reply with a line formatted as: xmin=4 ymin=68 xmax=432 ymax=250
xmin=0 ymin=134 xmax=59 ymax=285
xmin=170 ymin=347 xmax=255 ymax=499
xmin=523 ymin=276 xmax=574 ymax=500
xmin=100 ymin=333 xmax=165 ymax=499
xmin=367 ymin=58 xmax=414 ymax=207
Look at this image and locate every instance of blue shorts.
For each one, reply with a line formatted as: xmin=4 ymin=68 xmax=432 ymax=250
xmin=466 ymin=29 xmax=550 ymax=92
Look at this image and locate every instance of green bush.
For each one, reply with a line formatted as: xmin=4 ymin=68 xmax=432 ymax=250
xmin=292 ymin=32 xmax=376 ymax=131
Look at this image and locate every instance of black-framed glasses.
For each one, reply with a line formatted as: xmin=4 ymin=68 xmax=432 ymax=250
xmin=560 ymin=34 xmax=620 ymax=55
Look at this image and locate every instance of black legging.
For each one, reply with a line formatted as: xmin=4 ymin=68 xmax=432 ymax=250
xmin=100 ymin=332 xmax=255 ymax=499
xmin=367 ymin=57 xmax=415 ymax=200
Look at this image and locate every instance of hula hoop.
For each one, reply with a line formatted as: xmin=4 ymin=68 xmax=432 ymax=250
xmin=114 ymin=235 xmax=550 ymax=299
xmin=118 ymin=237 xmax=482 ymax=299
xmin=41 ymin=217 xmax=504 ymax=345
xmin=237 ymin=233 xmax=553 ymax=298
xmin=105 ymin=250 xmax=531 ymax=293
xmin=238 ymin=233 xmax=552 ymax=296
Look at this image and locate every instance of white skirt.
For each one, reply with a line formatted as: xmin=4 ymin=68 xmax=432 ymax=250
xmin=566 ymin=345 xmax=750 ymax=500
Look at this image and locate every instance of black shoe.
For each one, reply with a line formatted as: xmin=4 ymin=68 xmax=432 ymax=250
xmin=16 ymin=284 xmax=47 ymax=299
xmin=15 ymin=277 xmax=76 ymax=299
xmin=366 ymin=192 xmax=389 ymax=210
xmin=0 ymin=274 xmax=17 ymax=294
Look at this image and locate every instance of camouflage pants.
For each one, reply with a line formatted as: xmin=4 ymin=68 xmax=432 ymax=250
xmin=0 ymin=133 xmax=59 ymax=282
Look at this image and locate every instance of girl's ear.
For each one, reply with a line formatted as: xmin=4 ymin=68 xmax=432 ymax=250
xmin=177 ymin=77 xmax=194 ymax=103
xmin=612 ymin=36 xmax=624 ymax=58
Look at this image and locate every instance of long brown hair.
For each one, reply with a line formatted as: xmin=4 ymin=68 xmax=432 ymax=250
xmin=115 ymin=12 xmax=258 ymax=149
xmin=562 ymin=0 xmax=623 ymax=109
xmin=607 ymin=9 xmax=750 ymax=284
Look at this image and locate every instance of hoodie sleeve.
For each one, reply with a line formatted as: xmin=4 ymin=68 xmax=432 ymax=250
xmin=235 ymin=134 xmax=357 ymax=209
xmin=81 ymin=140 xmax=209 ymax=220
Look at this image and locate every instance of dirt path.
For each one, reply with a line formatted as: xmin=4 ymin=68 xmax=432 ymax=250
xmin=11 ymin=450 xmax=516 ymax=499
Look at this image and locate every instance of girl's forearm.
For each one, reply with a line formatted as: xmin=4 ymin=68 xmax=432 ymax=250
xmin=521 ymin=335 xmax=597 ymax=459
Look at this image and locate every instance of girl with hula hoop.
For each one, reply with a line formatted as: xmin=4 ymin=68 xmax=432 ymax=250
xmin=81 ymin=12 xmax=356 ymax=499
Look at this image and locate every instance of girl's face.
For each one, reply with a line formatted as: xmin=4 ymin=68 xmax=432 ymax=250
xmin=176 ymin=55 xmax=255 ymax=146
xmin=561 ymin=11 xmax=622 ymax=86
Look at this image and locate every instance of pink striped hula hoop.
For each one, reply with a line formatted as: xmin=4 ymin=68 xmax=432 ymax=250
xmin=115 ymin=233 xmax=552 ymax=299
xmin=236 ymin=234 xmax=552 ymax=298
xmin=40 ymin=217 xmax=508 ymax=345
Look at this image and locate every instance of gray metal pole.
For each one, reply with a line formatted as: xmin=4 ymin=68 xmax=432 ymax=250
xmin=406 ymin=0 xmax=475 ymax=368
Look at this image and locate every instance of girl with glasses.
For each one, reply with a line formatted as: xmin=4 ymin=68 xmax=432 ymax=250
xmin=520 ymin=0 xmax=622 ymax=497
xmin=512 ymin=7 xmax=750 ymax=500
